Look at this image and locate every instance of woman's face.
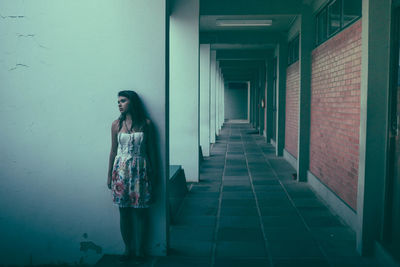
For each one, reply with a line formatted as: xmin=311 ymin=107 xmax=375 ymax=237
xmin=118 ymin=96 xmax=130 ymax=114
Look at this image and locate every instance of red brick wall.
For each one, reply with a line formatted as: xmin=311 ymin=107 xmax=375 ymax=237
xmin=309 ymin=20 xmax=362 ymax=210
xmin=285 ymin=61 xmax=300 ymax=158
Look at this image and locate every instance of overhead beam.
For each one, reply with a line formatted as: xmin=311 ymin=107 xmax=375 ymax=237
xmin=219 ymin=60 xmax=265 ymax=68
xmin=217 ymin=49 xmax=272 ymax=60
xmin=223 ymin=74 xmax=257 ymax=80
xmin=200 ymin=0 xmax=303 ymax=15
xmin=201 ymin=31 xmax=283 ymax=44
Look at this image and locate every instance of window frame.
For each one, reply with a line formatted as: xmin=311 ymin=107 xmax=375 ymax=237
xmin=315 ymin=0 xmax=362 ymax=47
xmin=327 ymin=0 xmax=342 ymax=36
xmin=288 ymin=34 xmax=300 ymax=66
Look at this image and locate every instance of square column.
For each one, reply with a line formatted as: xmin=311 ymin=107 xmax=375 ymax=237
xmin=297 ymin=7 xmax=313 ymax=181
xmin=216 ymin=62 xmax=220 ymax=136
xmin=222 ymin=80 xmax=225 ymax=125
xmin=276 ymin=38 xmax=288 ymax=156
xmin=259 ymin=64 xmax=266 ymax=135
xmin=210 ymin=51 xmax=217 ymax=143
xmin=219 ymin=70 xmax=224 ymax=131
xmin=169 ymin=0 xmax=199 ymax=182
xmin=356 ymin=0 xmax=392 ymax=255
xmin=200 ymin=44 xmax=211 ymax=157
xmin=265 ymin=57 xmax=274 ymax=142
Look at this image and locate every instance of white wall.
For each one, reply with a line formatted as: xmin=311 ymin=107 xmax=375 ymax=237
xmin=224 ymin=85 xmax=249 ymax=120
xmin=200 ymin=44 xmax=211 ymax=157
xmin=169 ymin=0 xmax=199 ymax=182
xmin=0 ymin=0 xmax=168 ymax=265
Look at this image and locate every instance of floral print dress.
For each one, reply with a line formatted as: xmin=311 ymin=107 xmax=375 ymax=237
xmin=111 ymin=131 xmax=152 ymax=208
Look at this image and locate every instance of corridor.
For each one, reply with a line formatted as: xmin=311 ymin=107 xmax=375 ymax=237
xmin=155 ymin=123 xmax=377 ymax=266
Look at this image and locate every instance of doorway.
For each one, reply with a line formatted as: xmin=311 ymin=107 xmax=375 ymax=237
xmin=224 ymin=82 xmax=249 ymax=121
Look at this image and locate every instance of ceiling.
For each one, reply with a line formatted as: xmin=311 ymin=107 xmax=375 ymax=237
xmin=197 ymin=0 xmax=311 ymax=83
xmin=200 ymin=15 xmax=296 ymax=32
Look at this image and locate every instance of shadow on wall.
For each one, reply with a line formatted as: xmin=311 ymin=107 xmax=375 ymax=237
xmin=168 ymin=165 xmax=188 ymax=223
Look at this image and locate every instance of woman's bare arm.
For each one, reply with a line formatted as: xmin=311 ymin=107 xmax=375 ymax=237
xmin=107 ymin=120 xmax=119 ymax=188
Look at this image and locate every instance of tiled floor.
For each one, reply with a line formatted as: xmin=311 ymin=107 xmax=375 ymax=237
xmin=97 ymin=123 xmax=379 ymax=267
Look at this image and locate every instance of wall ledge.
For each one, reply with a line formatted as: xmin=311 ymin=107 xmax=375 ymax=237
xmin=307 ymin=171 xmax=357 ymax=231
xmin=283 ymin=149 xmax=297 ymax=170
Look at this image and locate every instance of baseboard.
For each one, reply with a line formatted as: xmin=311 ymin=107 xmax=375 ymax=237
xmin=270 ymin=139 xmax=276 ymax=147
xmin=307 ymin=171 xmax=357 ymax=231
xmin=283 ymin=149 xmax=297 ymax=170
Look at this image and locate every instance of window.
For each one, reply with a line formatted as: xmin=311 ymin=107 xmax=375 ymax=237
xmin=288 ymin=35 xmax=299 ymax=65
xmin=328 ymin=0 xmax=341 ymax=35
xmin=315 ymin=0 xmax=361 ymax=46
xmin=343 ymin=0 xmax=362 ymax=27
xmin=316 ymin=9 xmax=328 ymax=44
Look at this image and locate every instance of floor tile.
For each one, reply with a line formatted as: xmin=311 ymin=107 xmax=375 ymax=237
xmin=273 ymin=258 xmax=330 ymax=267
xmin=215 ymin=241 xmax=267 ymax=258
xmin=219 ymin=216 xmax=261 ymax=228
xmin=149 ymin=123 xmax=374 ymax=267
xmin=217 ymin=227 xmax=264 ymax=242
xmin=214 ymin=258 xmax=270 ymax=267
xmin=155 ymin=257 xmax=210 ymax=267
xmin=170 ymin=226 xmax=215 ymax=241
xmin=220 ymin=207 xmax=259 ymax=216
xmin=169 ymin=240 xmax=213 ymax=257
xmin=268 ymin=240 xmax=324 ymax=259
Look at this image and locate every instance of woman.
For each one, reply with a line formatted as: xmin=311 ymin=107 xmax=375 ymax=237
xmin=107 ymin=90 xmax=156 ymax=262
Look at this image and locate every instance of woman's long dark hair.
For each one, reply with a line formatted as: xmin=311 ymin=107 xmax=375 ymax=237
xmin=118 ymin=90 xmax=146 ymax=132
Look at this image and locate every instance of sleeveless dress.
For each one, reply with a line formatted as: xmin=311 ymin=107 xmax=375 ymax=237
xmin=111 ymin=131 xmax=152 ymax=208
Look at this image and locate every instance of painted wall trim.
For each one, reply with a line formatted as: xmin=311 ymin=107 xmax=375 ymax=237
xmin=270 ymin=139 xmax=276 ymax=148
xmin=307 ymin=171 xmax=357 ymax=231
xmin=283 ymin=149 xmax=297 ymax=170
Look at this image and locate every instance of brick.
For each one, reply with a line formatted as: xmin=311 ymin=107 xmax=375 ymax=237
xmin=309 ymin=19 xmax=362 ymax=210
xmin=285 ymin=61 xmax=300 ymax=158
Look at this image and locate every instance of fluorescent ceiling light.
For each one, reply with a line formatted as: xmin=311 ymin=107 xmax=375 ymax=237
xmin=216 ymin=19 xmax=272 ymax=27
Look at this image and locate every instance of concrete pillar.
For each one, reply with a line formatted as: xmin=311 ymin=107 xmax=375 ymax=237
xmin=251 ymin=80 xmax=256 ymax=127
xmin=219 ymin=71 xmax=224 ymax=130
xmin=0 ymin=1 xmax=169 ymax=264
xmin=216 ymin=62 xmax=220 ymax=135
xmin=297 ymin=7 xmax=313 ymax=181
xmin=210 ymin=51 xmax=217 ymax=143
xmin=356 ymin=0 xmax=391 ymax=255
xmin=222 ymin=80 xmax=225 ymax=125
xmin=254 ymin=77 xmax=259 ymax=130
xmin=254 ymin=78 xmax=259 ymax=130
xmin=276 ymin=38 xmax=288 ymax=156
xmin=200 ymin=44 xmax=211 ymax=157
xmin=266 ymin=57 xmax=274 ymax=142
xmin=169 ymin=0 xmax=199 ymax=182
xmin=259 ymin=64 xmax=266 ymax=135
xmin=247 ymin=81 xmax=251 ymax=122
xmin=250 ymin=81 xmax=253 ymax=125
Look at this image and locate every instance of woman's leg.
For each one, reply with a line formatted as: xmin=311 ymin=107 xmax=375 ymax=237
xmin=119 ymin=207 xmax=134 ymax=255
xmin=132 ymin=208 xmax=148 ymax=257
